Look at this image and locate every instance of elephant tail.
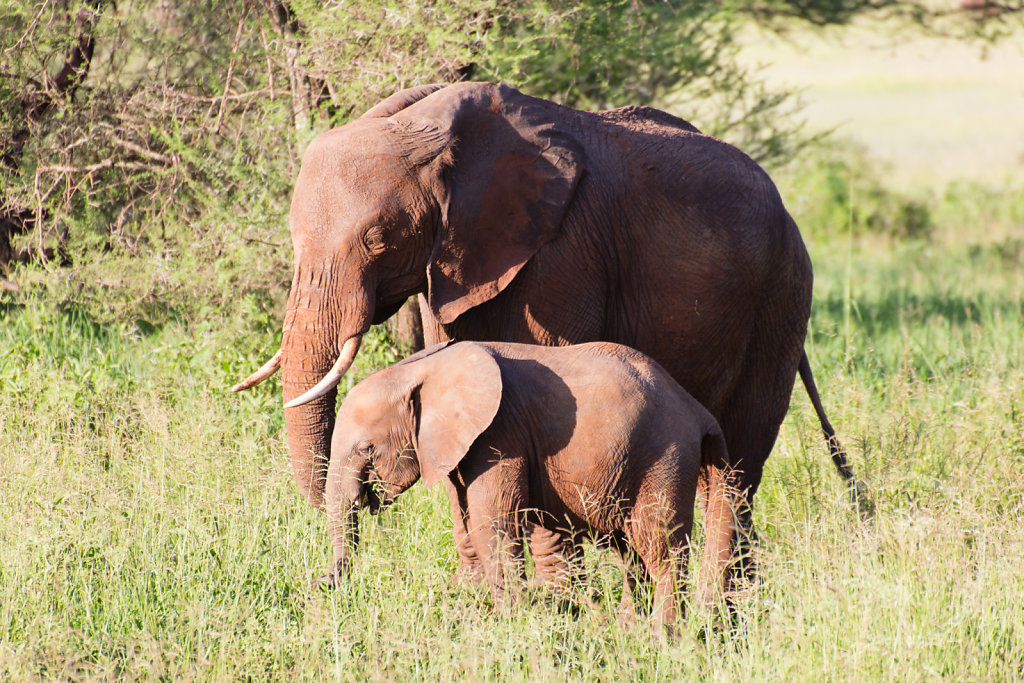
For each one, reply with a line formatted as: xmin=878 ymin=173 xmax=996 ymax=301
xmin=798 ymin=351 xmax=873 ymax=518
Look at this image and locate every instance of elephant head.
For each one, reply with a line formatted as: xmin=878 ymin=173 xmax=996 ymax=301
xmin=233 ymin=82 xmax=584 ymax=507
xmin=322 ymin=342 xmax=502 ymax=577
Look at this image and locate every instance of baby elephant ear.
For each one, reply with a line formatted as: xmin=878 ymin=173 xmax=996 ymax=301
xmin=413 ymin=343 xmax=502 ymax=488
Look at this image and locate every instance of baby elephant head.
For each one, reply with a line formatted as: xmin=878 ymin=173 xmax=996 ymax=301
xmin=320 ymin=342 xmax=502 ymax=585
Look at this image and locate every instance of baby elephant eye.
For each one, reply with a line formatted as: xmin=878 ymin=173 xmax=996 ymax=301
xmin=358 ymin=443 xmax=374 ymax=456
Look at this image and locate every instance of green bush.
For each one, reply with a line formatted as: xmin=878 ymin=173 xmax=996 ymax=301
xmin=777 ymin=141 xmax=1024 ymax=243
xmin=0 ymin=0 xmax=827 ymax=324
xmin=777 ymin=142 xmax=936 ymax=241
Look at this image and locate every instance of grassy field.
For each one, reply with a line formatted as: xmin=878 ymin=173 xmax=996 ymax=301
xmin=3 ymin=17 xmax=1024 ymax=681
xmin=736 ymin=21 xmax=1024 ymax=192
xmin=3 ymin=221 xmax=1023 ymax=679
xmin=2 ymin=214 xmax=1024 ymax=679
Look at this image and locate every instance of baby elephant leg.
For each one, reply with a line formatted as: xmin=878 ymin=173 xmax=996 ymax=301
xmin=528 ymin=524 xmax=583 ymax=591
xmin=695 ymin=432 xmax=736 ymax=610
xmin=443 ymin=478 xmax=485 ymax=586
xmin=613 ymin=539 xmax=650 ymax=626
xmin=466 ymin=509 xmax=525 ymax=609
xmin=463 ymin=462 xmax=528 ymax=609
xmin=629 ymin=494 xmax=693 ymax=631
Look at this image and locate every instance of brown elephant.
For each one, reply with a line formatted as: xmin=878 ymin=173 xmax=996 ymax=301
xmin=320 ymin=340 xmax=736 ymax=628
xmin=233 ymin=81 xmax=861 ymax=581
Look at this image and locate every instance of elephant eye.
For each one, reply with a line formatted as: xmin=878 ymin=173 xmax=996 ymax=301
xmin=358 ymin=442 xmax=374 ymax=456
xmin=362 ymin=226 xmax=386 ymax=254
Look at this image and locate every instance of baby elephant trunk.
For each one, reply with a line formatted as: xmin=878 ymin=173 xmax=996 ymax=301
xmin=324 ymin=503 xmax=361 ymax=586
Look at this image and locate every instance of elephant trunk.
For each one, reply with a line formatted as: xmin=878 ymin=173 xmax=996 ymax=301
xmin=280 ymin=261 xmax=372 ymax=508
xmin=327 ymin=503 xmax=361 ymax=577
xmin=283 ymin=335 xmax=362 ymax=409
xmin=326 ymin=450 xmax=371 ymax=578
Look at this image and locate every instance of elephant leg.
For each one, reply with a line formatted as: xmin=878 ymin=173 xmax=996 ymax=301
xmin=462 ymin=460 xmax=527 ymax=610
xmin=612 ymin=537 xmax=648 ymax=626
xmin=716 ymin=316 xmax=807 ymax=590
xmin=443 ymin=477 xmax=485 ymax=586
xmin=696 ymin=432 xmax=736 ymax=611
xmin=713 ymin=416 xmax=769 ymax=589
xmin=628 ymin=506 xmax=691 ymax=632
xmin=528 ymin=523 xmax=583 ymax=592
xmin=465 ymin=508 xmax=525 ymax=610
xmin=448 ymin=460 xmax=561 ymax=595
xmin=386 ymin=298 xmax=424 ymax=352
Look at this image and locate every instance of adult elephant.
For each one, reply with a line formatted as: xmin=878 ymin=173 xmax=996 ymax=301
xmin=234 ymin=82 xmax=860 ymax=578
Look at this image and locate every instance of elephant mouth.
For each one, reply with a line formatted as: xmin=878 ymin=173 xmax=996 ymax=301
xmin=372 ymin=298 xmax=407 ymax=325
xmin=362 ymin=474 xmax=395 ymax=516
xmin=364 ymin=484 xmax=383 ymax=515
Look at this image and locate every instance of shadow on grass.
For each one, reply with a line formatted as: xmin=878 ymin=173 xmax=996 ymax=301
xmin=812 ymin=289 xmax=1022 ymax=340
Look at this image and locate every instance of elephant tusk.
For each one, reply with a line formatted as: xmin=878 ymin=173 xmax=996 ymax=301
xmin=231 ymin=349 xmax=282 ymax=392
xmin=283 ymin=335 xmax=363 ymax=409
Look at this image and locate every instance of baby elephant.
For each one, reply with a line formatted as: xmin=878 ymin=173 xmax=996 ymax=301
xmin=321 ymin=341 xmax=735 ymax=626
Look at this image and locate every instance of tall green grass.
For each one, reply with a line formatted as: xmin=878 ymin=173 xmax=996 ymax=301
xmin=2 ymin=220 xmax=1023 ymax=678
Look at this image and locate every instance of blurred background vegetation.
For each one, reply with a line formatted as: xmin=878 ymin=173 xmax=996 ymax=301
xmin=2 ymin=0 xmax=1021 ymax=326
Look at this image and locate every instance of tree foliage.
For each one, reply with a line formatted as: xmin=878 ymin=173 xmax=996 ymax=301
xmin=1 ymin=0 xmax=1016 ymax=315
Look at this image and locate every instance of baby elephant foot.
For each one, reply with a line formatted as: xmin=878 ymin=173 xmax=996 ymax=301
xmin=312 ymin=571 xmax=337 ymax=591
xmin=489 ymin=584 xmax=521 ymax=612
xmin=312 ymin=557 xmax=350 ymax=590
xmin=616 ymin=607 xmax=636 ymax=630
xmin=449 ymin=544 xmax=487 ymax=588
xmin=650 ymin=598 xmax=684 ymax=639
xmin=616 ymin=591 xmax=639 ymax=629
xmin=449 ymin=566 xmax=487 ymax=588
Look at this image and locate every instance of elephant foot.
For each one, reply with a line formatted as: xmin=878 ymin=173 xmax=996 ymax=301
xmin=449 ymin=565 xmax=487 ymax=589
xmin=615 ymin=588 xmax=640 ymax=629
xmin=312 ymin=558 xmax=350 ymax=590
xmin=449 ymin=543 xmax=487 ymax=588
xmin=616 ymin=606 xmax=636 ymax=630
xmin=651 ymin=618 xmax=678 ymax=642
xmin=312 ymin=571 xmax=338 ymax=591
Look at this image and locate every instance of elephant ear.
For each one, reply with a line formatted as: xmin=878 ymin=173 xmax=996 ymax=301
xmin=360 ymin=84 xmax=448 ymax=119
xmin=410 ymin=342 xmax=502 ymax=488
xmin=396 ymin=83 xmax=586 ymax=325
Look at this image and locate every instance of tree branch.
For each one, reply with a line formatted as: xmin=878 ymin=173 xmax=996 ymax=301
xmin=24 ymin=2 xmax=102 ymax=123
xmin=215 ymin=9 xmax=250 ymax=134
xmin=1 ymin=0 xmax=103 ymax=269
